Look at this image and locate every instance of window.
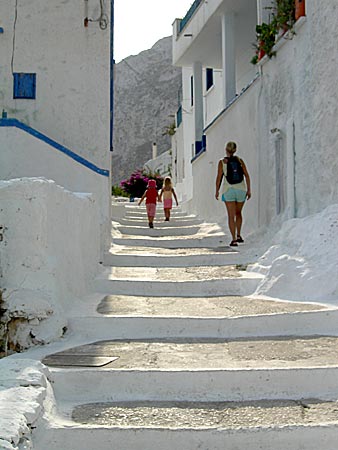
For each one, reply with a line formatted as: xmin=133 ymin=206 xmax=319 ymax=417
xmin=190 ymin=75 xmax=194 ymax=106
xmin=13 ymin=73 xmax=36 ymax=99
xmin=206 ymin=68 xmax=213 ymax=91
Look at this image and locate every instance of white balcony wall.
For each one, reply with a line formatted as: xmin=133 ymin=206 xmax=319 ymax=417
xmin=178 ymin=67 xmax=195 ymax=202
xmin=191 ymin=80 xmax=262 ymax=233
xmin=173 ymin=0 xmax=257 ymax=98
xmin=204 ymin=71 xmax=224 ymax=127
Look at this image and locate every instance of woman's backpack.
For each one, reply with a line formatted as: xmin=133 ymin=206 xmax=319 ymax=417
xmin=225 ymin=156 xmax=244 ymax=184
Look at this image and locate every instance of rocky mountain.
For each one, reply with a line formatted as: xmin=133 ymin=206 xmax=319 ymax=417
xmin=112 ymin=36 xmax=182 ymax=184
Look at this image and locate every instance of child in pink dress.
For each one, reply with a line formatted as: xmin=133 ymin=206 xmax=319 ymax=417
xmin=138 ymin=179 xmax=160 ymax=228
xmin=159 ymin=177 xmax=178 ymax=221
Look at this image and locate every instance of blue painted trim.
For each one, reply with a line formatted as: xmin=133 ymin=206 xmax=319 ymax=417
xmin=0 ymin=27 xmax=4 ymax=34
xmin=191 ymin=147 xmax=206 ymax=163
xmin=0 ymin=118 xmax=109 ymax=177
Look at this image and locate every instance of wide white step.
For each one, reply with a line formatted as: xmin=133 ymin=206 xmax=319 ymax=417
xmin=116 ymin=224 xmax=201 ymax=236
xmin=44 ymin=335 xmax=338 ymax=404
xmin=94 ymin=266 xmax=263 ymax=296
xmin=103 ymin=245 xmax=242 ymax=267
xmin=111 ymin=235 xmax=229 ymax=248
xmin=117 ymin=217 xmax=203 ymax=227
xmin=33 ymin=422 xmax=338 ymax=450
xmin=68 ymin=299 xmax=337 ymax=340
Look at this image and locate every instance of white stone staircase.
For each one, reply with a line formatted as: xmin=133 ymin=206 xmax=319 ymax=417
xmin=34 ymin=201 xmax=338 ymax=450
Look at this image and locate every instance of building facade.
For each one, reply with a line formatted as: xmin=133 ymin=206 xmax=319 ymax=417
xmin=172 ymin=0 xmax=338 ymax=236
xmin=0 ymin=0 xmax=113 ymax=252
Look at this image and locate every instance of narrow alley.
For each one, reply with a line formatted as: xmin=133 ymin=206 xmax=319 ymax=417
xmin=31 ymin=202 xmax=338 ymax=450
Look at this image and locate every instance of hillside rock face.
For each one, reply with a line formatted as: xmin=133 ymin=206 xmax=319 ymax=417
xmin=112 ymin=36 xmax=182 ymax=184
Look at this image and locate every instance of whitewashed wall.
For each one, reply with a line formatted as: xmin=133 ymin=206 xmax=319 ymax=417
xmin=204 ymin=71 xmax=223 ymax=126
xmin=190 ymin=80 xmax=262 ymax=236
xmin=0 ymin=126 xmax=111 ymax=253
xmin=176 ymin=0 xmax=338 ymax=234
xmin=0 ymin=0 xmax=111 ymax=169
xmin=0 ymin=178 xmax=101 ymax=349
xmin=144 ymin=150 xmax=172 ymax=177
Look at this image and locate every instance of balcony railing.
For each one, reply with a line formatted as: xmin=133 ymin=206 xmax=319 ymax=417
xmin=179 ymin=0 xmax=203 ymax=34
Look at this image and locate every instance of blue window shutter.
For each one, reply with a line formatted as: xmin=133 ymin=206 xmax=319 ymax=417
xmin=13 ymin=73 xmax=36 ymax=99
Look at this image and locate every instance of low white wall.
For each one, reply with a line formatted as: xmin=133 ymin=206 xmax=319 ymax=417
xmin=0 ymin=178 xmax=101 ymax=349
xmin=144 ymin=151 xmax=172 ymax=176
xmin=0 ymin=125 xmax=111 ymax=254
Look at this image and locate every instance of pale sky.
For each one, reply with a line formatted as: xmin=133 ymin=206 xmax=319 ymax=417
xmin=114 ymin=0 xmax=195 ymax=62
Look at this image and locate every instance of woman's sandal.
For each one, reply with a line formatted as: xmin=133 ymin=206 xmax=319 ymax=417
xmin=230 ymin=240 xmax=238 ymax=247
xmin=237 ymin=236 xmax=244 ymax=243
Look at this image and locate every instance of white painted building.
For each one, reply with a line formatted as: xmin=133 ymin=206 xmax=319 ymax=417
xmin=0 ymin=1 xmax=114 ymax=346
xmin=172 ymin=0 xmax=338 ymax=236
xmin=0 ymin=0 xmax=113 ymax=253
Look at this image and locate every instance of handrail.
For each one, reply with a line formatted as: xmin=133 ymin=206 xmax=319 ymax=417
xmin=0 ymin=118 xmax=109 ymax=177
xmin=179 ymin=0 xmax=203 ymax=34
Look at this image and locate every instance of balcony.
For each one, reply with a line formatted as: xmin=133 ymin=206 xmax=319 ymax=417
xmin=173 ymin=0 xmax=256 ymax=69
xmin=178 ymin=0 xmax=203 ymax=35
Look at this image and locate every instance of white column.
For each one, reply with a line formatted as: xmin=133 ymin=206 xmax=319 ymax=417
xmin=221 ymin=12 xmax=236 ymax=107
xmin=152 ymin=142 xmax=157 ymax=159
xmin=193 ymin=61 xmax=203 ymax=143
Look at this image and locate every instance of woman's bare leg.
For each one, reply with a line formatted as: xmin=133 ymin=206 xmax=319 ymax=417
xmin=225 ymin=201 xmax=237 ymax=241
xmin=235 ymin=202 xmax=245 ymax=238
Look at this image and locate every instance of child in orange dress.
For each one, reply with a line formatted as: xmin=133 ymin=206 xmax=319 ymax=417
xmin=138 ymin=179 xmax=160 ymax=228
xmin=159 ymin=177 xmax=178 ymax=221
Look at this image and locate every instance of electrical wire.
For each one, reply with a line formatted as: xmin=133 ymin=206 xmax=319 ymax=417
xmin=88 ymin=0 xmax=108 ymax=30
xmin=11 ymin=0 xmax=18 ymax=74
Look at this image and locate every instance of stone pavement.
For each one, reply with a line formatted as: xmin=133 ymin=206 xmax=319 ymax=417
xmin=36 ymin=202 xmax=338 ymax=450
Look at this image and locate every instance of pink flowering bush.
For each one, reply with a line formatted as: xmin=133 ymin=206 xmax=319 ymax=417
xmin=120 ymin=169 xmax=163 ymax=198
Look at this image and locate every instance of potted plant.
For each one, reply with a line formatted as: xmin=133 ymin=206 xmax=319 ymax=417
xmin=274 ymin=0 xmax=295 ymax=32
xmin=251 ymin=22 xmax=277 ymax=64
xmin=295 ymin=0 xmax=305 ymax=20
xmin=251 ymin=0 xmax=296 ymax=64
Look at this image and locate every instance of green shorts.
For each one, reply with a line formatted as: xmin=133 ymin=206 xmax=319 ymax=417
xmin=222 ymin=188 xmax=246 ymax=203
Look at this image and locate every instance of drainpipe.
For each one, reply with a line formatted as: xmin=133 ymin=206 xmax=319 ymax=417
xmin=110 ymin=0 xmax=114 ymax=151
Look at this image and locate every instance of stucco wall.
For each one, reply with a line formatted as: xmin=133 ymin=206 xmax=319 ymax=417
xmin=177 ymin=0 xmax=338 ymax=233
xmin=0 ymin=178 xmax=101 ymax=349
xmin=191 ymin=80 xmax=262 ymax=235
xmin=257 ymin=2 xmax=338 ymax=218
xmin=0 ymin=0 xmax=110 ymax=169
xmin=0 ymin=125 xmax=111 ymax=254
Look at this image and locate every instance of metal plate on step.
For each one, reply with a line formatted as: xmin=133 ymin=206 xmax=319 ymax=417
xmin=42 ymin=355 xmax=119 ymax=367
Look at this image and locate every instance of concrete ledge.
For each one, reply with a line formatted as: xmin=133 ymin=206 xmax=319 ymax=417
xmin=50 ymin=366 xmax=338 ymax=404
xmin=33 ymin=424 xmax=338 ymax=450
xmin=103 ymin=252 xmax=244 ymax=267
xmin=68 ymin=309 xmax=338 ymax=341
xmin=94 ymin=274 xmax=262 ymax=297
